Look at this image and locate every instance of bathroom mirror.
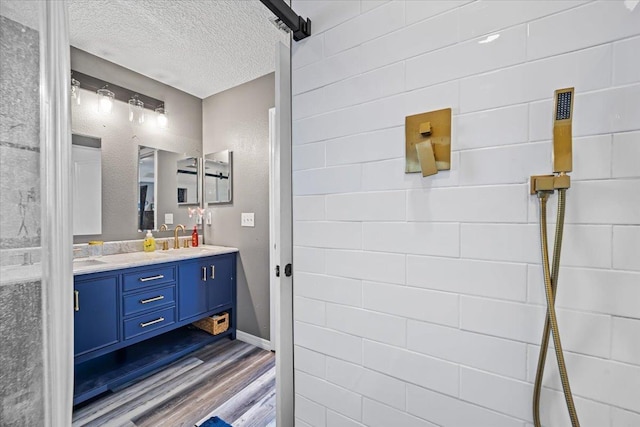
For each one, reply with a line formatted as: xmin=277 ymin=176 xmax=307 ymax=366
xmin=137 ymin=146 xmax=200 ymax=232
xmin=204 ymin=150 xmax=233 ymax=204
xmin=138 ymin=146 xmax=157 ymax=231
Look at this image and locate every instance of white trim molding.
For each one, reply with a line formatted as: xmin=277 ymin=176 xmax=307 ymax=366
xmin=40 ymin=1 xmax=74 ymax=426
xmin=236 ymin=330 xmax=273 ymax=352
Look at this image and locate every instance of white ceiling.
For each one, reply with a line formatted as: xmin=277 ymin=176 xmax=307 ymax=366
xmin=1 ymin=0 xmax=289 ymax=99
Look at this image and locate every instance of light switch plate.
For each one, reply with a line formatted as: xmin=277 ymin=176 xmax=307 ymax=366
xmin=164 ymin=213 xmax=174 ymax=225
xmin=241 ymin=213 xmax=255 ymax=227
xmin=206 ymin=211 xmax=212 ymax=225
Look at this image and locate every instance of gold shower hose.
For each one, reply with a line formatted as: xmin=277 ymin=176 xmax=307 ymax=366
xmin=533 ymin=189 xmax=580 ymax=427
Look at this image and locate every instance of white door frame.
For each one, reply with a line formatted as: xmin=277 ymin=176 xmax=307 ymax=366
xmin=43 ymin=9 xmax=294 ymax=425
xmin=274 ymin=41 xmax=294 ymax=427
xmin=40 ymin=2 xmax=75 ymax=425
xmin=268 ymin=107 xmax=279 ymax=352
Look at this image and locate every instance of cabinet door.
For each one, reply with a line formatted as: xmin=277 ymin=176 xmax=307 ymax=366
xmin=207 ymin=255 xmax=233 ymax=311
xmin=74 ymin=275 xmax=119 ymax=356
xmin=178 ymin=259 xmax=208 ymax=321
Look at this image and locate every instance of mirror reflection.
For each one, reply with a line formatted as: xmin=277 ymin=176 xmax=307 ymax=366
xmin=204 ymin=150 xmax=232 ymax=204
xmin=137 ymin=146 xmax=200 ymax=232
xmin=177 ymin=157 xmax=200 ymax=205
xmin=72 ymin=134 xmax=102 ymax=236
xmin=138 ymin=146 xmax=156 ymax=231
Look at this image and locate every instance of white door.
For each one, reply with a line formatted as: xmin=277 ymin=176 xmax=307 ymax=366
xmin=274 ymin=41 xmax=294 ymax=427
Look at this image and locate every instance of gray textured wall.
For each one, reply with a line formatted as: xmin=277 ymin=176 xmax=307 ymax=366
xmin=71 ymin=47 xmax=203 ymax=243
xmin=0 ymin=15 xmax=44 ymax=425
xmin=203 ymin=73 xmax=274 ymax=340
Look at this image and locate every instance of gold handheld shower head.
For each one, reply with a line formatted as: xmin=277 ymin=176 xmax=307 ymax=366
xmin=552 ymin=87 xmax=574 ymax=174
xmin=531 ymin=88 xmax=580 ymax=427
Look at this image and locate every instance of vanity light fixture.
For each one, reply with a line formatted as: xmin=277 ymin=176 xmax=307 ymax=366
xmin=97 ymin=87 xmax=115 ymax=114
xmin=72 ymin=70 xmax=165 ymax=120
xmin=128 ymin=94 xmax=145 ymax=124
xmin=71 ymin=78 xmax=81 ymax=105
xmin=155 ymin=105 xmax=168 ymax=129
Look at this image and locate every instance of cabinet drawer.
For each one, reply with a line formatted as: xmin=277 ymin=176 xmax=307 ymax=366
xmin=123 ymin=266 xmax=176 ymax=292
xmin=123 ymin=286 xmax=175 ymax=318
xmin=124 ymin=306 xmax=175 ymax=340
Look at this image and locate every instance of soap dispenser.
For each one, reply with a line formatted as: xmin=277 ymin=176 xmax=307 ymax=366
xmin=191 ymin=226 xmax=199 ymax=247
xmin=143 ymin=230 xmax=156 ymax=252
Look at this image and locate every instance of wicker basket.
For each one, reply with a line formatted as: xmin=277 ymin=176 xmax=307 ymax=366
xmin=193 ymin=312 xmax=229 ymax=335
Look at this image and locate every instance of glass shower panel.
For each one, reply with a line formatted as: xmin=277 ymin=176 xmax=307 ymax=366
xmin=0 ymin=4 xmax=45 ymax=425
xmin=1 ymin=2 xmax=73 ymax=425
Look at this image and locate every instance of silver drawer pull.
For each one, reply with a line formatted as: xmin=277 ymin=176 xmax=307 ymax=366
xmin=140 ymin=295 xmax=165 ymax=304
xmin=139 ymin=274 xmax=164 ymax=282
xmin=74 ymin=290 xmax=79 ymax=312
xmin=140 ymin=317 xmax=165 ymax=328
xmin=202 ymin=266 xmax=207 ymax=281
xmin=210 ymin=265 xmax=215 ymax=279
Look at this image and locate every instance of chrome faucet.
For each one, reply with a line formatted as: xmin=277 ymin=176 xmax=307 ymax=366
xmin=173 ymin=224 xmax=185 ymax=249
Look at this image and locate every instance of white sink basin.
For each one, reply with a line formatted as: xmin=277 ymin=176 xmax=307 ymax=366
xmin=102 ymin=251 xmax=170 ymax=263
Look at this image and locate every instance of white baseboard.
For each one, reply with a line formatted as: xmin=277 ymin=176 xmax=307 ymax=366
xmin=236 ymin=330 xmax=272 ymax=351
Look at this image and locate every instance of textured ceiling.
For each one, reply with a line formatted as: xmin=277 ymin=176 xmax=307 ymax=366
xmin=1 ymin=0 xmax=288 ymax=98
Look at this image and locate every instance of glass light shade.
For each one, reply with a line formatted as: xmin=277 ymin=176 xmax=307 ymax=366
xmin=71 ymin=78 xmax=81 ymax=105
xmin=128 ymin=96 xmax=145 ymax=124
xmin=97 ymin=88 xmax=114 ymax=114
xmin=155 ymin=106 xmax=168 ymax=129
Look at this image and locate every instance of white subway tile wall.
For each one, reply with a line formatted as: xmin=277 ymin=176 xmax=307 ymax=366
xmin=291 ymin=1 xmax=640 ymax=426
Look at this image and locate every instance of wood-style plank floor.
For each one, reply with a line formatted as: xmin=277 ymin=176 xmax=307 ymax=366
xmin=72 ymin=339 xmax=276 ymax=427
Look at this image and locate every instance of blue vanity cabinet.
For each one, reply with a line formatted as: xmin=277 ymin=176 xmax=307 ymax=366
xmin=206 ymin=254 xmax=234 ymax=311
xmin=74 ymin=274 xmax=119 ymax=357
xmin=177 ymin=258 xmax=209 ymax=321
xmin=178 ymin=253 xmax=234 ymax=320
xmin=74 ymin=251 xmax=237 ymax=406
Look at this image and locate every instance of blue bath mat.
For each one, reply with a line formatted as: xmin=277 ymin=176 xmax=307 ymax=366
xmin=199 ymin=416 xmax=232 ymax=427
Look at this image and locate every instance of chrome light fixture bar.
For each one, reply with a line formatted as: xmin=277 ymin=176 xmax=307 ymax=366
xmin=71 ymin=70 xmax=164 ymax=111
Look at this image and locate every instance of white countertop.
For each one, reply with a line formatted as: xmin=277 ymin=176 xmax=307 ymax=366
xmin=0 ymin=263 xmax=42 ymax=286
xmin=0 ymin=245 xmax=238 ymax=285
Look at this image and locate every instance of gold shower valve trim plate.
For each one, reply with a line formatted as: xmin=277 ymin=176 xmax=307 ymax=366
xmin=405 ymin=108 xmax=451 ymax=176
